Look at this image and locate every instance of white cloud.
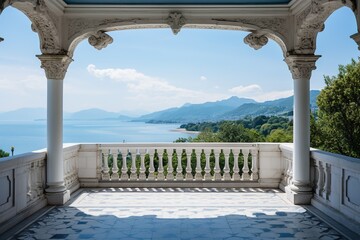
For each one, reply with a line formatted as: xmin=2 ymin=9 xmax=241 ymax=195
xmin=200 ymin=76 xmax=207 ymax=81
xmin=87 ymin=64 xmax=200 ymax=96
xmin=229 ymin=84 xmax=262 ymax=95
xmin=228 ymin=84 xmax=293 ymax=102
xmin=86 ymin=64 xmax=230 ymax=112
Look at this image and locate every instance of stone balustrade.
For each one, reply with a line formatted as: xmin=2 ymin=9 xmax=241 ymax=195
xmin=99 ymin=143 xmax=258 ymax=182
xmin=3 ymin=142 xmax=359 ymax=235
xmin=0 ymin=151 xmax=47 ymax=234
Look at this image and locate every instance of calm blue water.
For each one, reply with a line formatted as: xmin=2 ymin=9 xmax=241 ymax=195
xmin=0 ymin=120 xmax=196 ymax=155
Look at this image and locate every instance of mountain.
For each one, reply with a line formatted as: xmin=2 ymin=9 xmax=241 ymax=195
xmin=222 ymin=90 xmax=320 ymax=119
xmin=68 ymin=108 xmax=131 ymax=120
xmin=0 ymin=108 xmax=47 ymax=121
xmin=0 ymin=108 xmax=132 ymax=121
xmin=136 ymin=96 xmax=256 ymax=123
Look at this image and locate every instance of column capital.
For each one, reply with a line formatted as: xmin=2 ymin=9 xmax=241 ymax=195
xmin=37 ymin=54 xmax=73 ymax=80
xmin=285 ymin=54 xmax=321 ymax=80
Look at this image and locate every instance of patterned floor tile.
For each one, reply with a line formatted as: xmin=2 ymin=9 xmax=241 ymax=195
xmin=12 ymin=188 xmax=347 ymax=240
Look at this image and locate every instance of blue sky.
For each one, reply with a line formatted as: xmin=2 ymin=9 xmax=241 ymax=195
xmin=0 ymin=6 xmax=358 ymax=115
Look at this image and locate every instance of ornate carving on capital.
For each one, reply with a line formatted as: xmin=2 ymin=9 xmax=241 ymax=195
xmin=244 ymin=32 xmax=268 ymax=50
xmin=285 ymin=55 xmax=321 ymax=80
xmin=166 ymin=12 xmax=186 ymax=35
xmin=37 ymin=55 xmax=73 ymax=80
xmin=88 ymin=31 xmax=113 ymax=50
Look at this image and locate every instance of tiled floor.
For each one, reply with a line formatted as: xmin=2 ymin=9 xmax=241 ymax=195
xmin=13 ymin=188 xmax=346 ymax=240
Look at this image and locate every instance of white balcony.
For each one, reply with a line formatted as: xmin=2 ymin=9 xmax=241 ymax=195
xmin=0 ymin=143 xmax=359 ymax=239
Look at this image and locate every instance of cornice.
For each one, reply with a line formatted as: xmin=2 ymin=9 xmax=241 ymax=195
xmin=64 ymin=6 xmax=291 ymax=17
xmin=289 ymin=0 xmax=311 ymax=15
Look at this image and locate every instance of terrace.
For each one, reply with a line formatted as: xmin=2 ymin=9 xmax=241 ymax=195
xmin=1 ymin=0 xmax=360 ymax=239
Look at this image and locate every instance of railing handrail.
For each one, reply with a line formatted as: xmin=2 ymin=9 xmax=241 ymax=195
xmin=0 ymin=151 xmax=46 ymax=170
xmin=311 ymin=149 xmax=360 ymax=168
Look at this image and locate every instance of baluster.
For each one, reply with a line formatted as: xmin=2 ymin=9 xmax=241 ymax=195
xmin=138 ymin=149 xmax=146 ymax=180
xmin=166 ymin=149 xmax=174 ymax=180
xmin=204 ymin=149 xmax=212 ymax=180
xmin=318 ymin=161 xmax=325 ymax=197
xmin=120 ymin=149 xmax=128 ymax=181
xmin=213 ymin=149 xmax=221 ymax=180
xmin=27 ymin=163 xmax=32 ymax=202
xmin=241 ymin=149 xmax=250 ymax=180
xmin=129 ymin=149 xmax=138 ymax=180
xmin=232 ymin=149 xmax=241 ymax=181
xmin=325 ymin=163 xmax=331 ymax=200
xmin=313 ymin=159 xmax=319 ymax=194
xmin=223 ymin=149 xmax=231 ymax=180
xmin=185 ymin=149 xmax=193 ymax=180
xmin=148 ymin=149 xmax=155 ymax=180
xmin=176 ymin=148 xmax=183 ymax=180
xmin=111 ymin=150 xmax=119 ymax=180
xmin=195 ymin=149 xmax=203 ymax=180
xmin=288 ymin=159 xmax=293 ymax=184
xmin=251 ymin=148 xmax=259 ymax=181
xmin=157 ymin=149 xmax=165 ymax=181
xmin=102 ymin=151 xmax=110 ymax=180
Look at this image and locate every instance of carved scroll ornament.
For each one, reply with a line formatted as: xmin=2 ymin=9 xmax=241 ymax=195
xmin=167 ymin=12 xmax=186 ymax=35
xmin=88 ymin=31 xmax=113 ymax=50
xmin=244 ymin=32 xmax=269 ymax=50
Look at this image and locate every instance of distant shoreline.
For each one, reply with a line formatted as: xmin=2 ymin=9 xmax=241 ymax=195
xmin=171 ymin=128 xmax=200 ymax=134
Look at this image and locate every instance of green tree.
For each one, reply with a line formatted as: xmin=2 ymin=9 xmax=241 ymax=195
xmin=266 ymin=129 xmax=292 ymax=142
xmin=316 ymin=59 xmax=360 ymax=158
xmin=0 ymin=149 xmax=10 ymax=158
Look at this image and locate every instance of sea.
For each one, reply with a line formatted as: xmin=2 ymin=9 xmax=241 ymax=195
xmin=0 ymin=120 xmax=197 ymax=155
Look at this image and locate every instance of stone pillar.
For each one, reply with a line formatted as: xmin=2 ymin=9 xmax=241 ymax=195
xmin=37 ymin=54 xmax=72 ymax=205
xmin=285 ymin=54 xmax=320 ymax=205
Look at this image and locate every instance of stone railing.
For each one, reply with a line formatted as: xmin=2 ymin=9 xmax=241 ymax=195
xmin=0 ymin=151 xmax=47 ymax=234
xmin=278 ymin=144 xmax=360 ymax=232
xmin=311 ymin=149 xmax=360 ymax=232
xmin=77 ymin=143 xmax=283 ymax=188
xmin=63 ymin=144 xmax=80 ymax=193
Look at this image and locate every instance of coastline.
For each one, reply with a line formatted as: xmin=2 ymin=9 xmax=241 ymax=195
xmin=171 ymin=128 xmax=200 ymax=134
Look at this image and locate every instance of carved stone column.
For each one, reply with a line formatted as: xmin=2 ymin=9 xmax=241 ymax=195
xmin=285 ymin=54 xmax=320 ymax=204
xmin=37 ymin=54 xmax=72 ymax=205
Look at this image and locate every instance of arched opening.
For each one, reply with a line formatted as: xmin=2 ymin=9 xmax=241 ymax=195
xmin=0 ymin=7 xmax=47 ymax=154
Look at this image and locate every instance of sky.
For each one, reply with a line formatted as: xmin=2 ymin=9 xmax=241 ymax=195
xmin=0 ymin=6 xmax=358 ymax=116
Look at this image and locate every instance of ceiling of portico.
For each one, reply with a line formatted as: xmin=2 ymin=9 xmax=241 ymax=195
xmin=63 ymin=0 xmax=292 ymax=5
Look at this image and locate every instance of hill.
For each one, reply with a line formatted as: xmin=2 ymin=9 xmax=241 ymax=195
xmin=0 ymin=108 xmax=131 ymax=121
xmin=136 ymin=96 xmax=256 ymax=123
xmin=68 ymin=108 xmax=131 ymax=120
xmin=222 ymin=90 xmax=320 ymax=119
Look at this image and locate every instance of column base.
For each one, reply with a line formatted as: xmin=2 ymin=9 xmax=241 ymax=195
xmin=285 ymin=185 xmax=313 ymax=205
xmin=46 ymin=190 xmax=70 ymax=205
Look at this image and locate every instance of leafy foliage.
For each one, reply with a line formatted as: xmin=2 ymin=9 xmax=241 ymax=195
xmin=313 ymin=59 xmax=360 ymax=158
xmin=0 ymin=149 xmax=10 ymax=158
xmin=178 ymin=115 xmax=293 ymax=143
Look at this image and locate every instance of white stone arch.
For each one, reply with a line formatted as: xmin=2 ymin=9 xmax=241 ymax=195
xmin=294 ymin=0 xmax=358 ymax=55
xmin=65 ymin=16 xmax=290 ymax=59
xmin=0 ymin=0 xmax=64 ymax=55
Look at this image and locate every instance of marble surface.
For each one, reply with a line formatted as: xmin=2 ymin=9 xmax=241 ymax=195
xmin=14 ymin=188 xmax=345 ymax=239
